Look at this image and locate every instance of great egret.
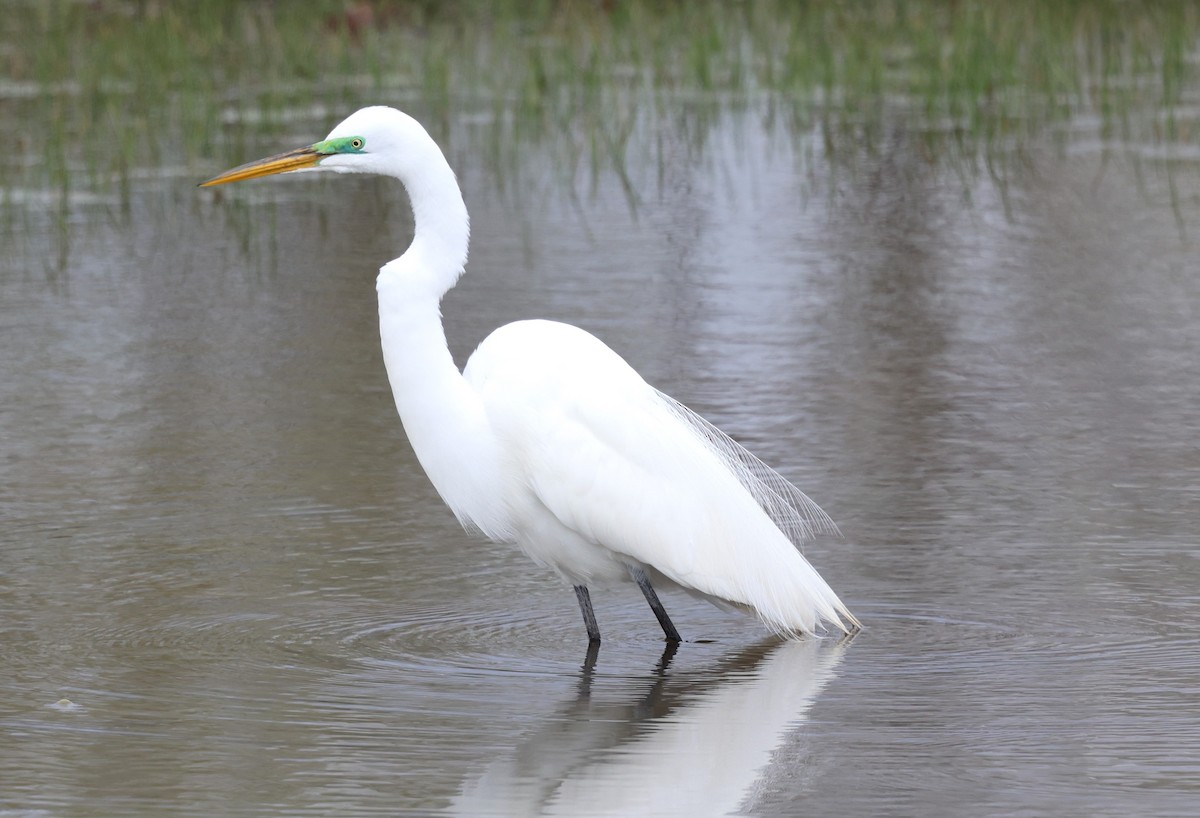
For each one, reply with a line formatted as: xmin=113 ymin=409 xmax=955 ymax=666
xmin=201 ymin=106 xmax=858 ymax=643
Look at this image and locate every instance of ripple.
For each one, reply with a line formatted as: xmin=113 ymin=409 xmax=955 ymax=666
xmin=285 ymin=600 xmax=603 ymax=681
xmin=45 ymin=698 xmax=83 ymax=713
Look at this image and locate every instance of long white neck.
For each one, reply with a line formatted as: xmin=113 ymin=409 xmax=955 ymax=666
xmin=374 ymin=147 xmax=510 ymax=541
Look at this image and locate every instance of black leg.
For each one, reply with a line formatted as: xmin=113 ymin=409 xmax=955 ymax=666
xmin=574 ymin=585 xmax=601 ymax=643
xmin=629 ymin=565 xmax=682 ymax=643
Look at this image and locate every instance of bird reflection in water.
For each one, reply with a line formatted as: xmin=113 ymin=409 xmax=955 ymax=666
xmin=450 ymin=636 xmax=852 ymax=816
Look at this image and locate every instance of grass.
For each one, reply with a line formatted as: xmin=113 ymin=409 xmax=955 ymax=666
xmin=0 ymin=0 xmax=1197 ymax=204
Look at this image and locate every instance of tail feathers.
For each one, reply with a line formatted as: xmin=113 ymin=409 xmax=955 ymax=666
xmin=654 ymin=390 xmax=858 ymax=637
xmin=750 ymin=557 xmax=859 ymax=638
xmin=672 ymin=542 xmax=858 ymax=638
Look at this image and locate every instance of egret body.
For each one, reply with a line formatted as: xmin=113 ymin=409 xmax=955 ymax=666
xmin=201 ymin=106 xmax=858 ymax=642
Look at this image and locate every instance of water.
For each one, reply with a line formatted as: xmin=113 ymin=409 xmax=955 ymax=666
xmin=2 ymin=102 xmax=1199 ymax=815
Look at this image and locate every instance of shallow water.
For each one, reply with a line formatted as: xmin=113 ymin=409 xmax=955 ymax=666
xmin=3 ymin=101 xmax=1200 ymax=815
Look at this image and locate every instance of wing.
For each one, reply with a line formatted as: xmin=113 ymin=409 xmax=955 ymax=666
xmin=466 ymin=319 xmax=855 ymax=635
xmin=653 ymin=390 xmax=840 ymax=548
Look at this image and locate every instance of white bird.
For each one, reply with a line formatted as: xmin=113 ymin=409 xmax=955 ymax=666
xmin=201 ymin=106 xmax=858 ymax=643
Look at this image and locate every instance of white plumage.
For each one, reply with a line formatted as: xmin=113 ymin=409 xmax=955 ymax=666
xmin=202 ymin=105 xmax=858 ymax=642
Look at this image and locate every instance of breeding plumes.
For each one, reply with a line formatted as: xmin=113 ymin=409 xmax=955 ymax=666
xmin=201 ymin=106 xmax=858 ymax=643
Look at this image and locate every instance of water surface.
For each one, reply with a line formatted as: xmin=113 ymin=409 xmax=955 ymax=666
xmin=3 ymin=81 xmax=1200 ymax=818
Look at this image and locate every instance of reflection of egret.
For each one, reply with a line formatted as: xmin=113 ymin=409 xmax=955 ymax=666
xmin=201 ymin=106 xmax=858 ymax=642
xmin=450 ymin=638 xmax=850 ymax=816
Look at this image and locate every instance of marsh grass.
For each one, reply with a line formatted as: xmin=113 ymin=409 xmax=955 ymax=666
xmin=1 ymin=0 xmax=1197 ymax=207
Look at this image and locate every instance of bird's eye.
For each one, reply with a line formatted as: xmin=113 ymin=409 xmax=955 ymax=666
xmin=350 ymin=138 xmax=364 ymax=150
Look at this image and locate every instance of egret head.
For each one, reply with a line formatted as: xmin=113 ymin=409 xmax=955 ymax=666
xmin=199 ymin=106 xmax=435 ymax=187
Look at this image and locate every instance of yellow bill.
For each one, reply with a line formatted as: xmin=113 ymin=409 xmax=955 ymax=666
xmin=199 ymin=146 xmax=322 ymax=187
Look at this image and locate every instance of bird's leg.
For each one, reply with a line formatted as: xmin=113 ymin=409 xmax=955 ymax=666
xmin=574 ymin=585 xmax=602 ymax=644
xmin=629 ymin=565 xmax=682 ymax=643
